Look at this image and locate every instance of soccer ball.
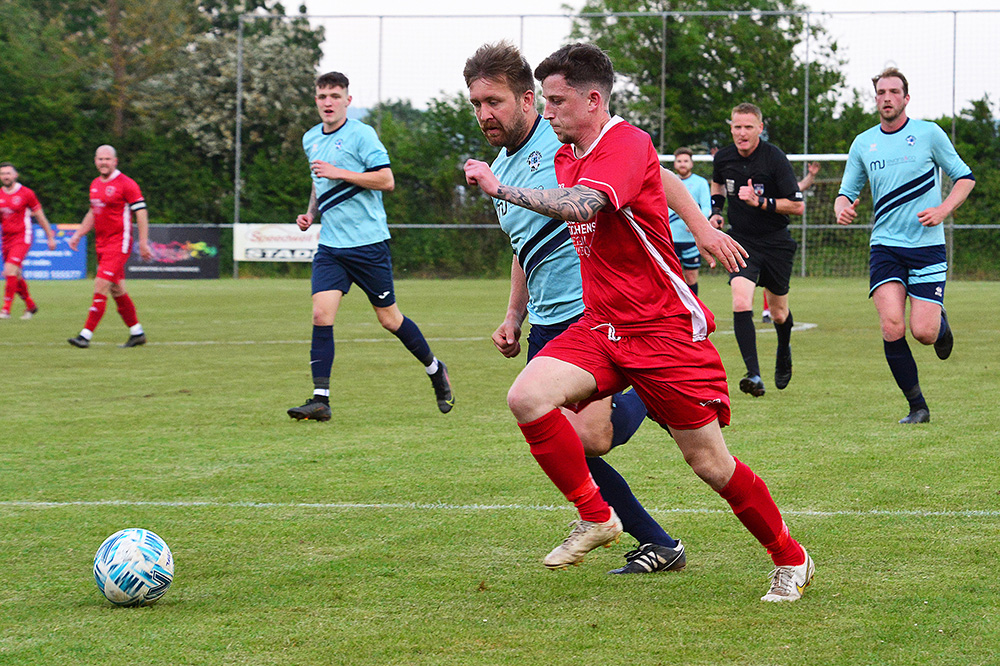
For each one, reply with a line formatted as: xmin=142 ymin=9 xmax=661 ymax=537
xmin=93 ymin=528 xmax=174 ymax=607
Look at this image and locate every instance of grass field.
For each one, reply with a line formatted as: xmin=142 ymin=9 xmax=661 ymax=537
xmin=1 ymin=276 xmax=998 ymax=666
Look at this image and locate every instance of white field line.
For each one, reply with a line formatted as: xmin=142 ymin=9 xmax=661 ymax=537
xmin=0 ymin=323 xmax=817 ymax=347
xmin=0 ymin=499 xmax=994 ymax=519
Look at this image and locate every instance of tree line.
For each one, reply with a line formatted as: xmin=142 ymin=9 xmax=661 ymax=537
xmin=1 ymin=0 xmax=995 ymax=278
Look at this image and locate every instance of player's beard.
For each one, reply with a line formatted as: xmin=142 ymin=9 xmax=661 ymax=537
xmin=482 ymin=114 xmax=531 ymax=150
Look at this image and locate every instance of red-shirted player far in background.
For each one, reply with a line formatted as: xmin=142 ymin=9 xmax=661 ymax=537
xmin=66 ymin=145 xmax=151 ymax=348
xmin=0 ymin=163 xmax=57 ymax=320
xmin=464 ymin=43 xmax=814 ymax=601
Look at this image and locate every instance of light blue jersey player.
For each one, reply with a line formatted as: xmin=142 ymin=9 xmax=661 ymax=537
xmin=287 ymin=72 xmax=454 ymax=423
xmin=491 ymin=115 xmax=583 ymax=327
xmin=835 ymin=67 xmax=975 ymax=425
xmin=464 ymin=42 xmax=688 ymax=575
xmin=668 ymin=147 xmax=712 ymax=295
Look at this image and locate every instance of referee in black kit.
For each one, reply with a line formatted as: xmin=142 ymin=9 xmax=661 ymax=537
xmin=710 ymin=103 xmax=804 ymax=398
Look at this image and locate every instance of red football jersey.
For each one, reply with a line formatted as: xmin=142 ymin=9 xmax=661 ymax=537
xmin=0 ymin=184 xmax=40 ymax=246
xmin=553 ymin=117 xmax=713 ymax=339
xmin=88 ymin=170 xmax=146 ymax=253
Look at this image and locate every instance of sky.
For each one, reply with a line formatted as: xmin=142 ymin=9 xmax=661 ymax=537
xmin=299 ymin=0 xmax=1000 ymax=122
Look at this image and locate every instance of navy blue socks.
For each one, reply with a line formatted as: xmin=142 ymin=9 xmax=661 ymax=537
xmin=392 ymin=315 xmax=434 ymax=367
xmin=884 ymin=337 xmax=927 ymax=412
xmin=586 ymin=456 xmax=677 ymax=548
xmin=311 ymin=325 xmax=334 ymax=400
xmin=610 ymin=390 xmax=648 ymax=449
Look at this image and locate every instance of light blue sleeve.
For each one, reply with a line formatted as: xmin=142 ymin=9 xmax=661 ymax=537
xmin=358 ymin=124 xmax=391 ymax=170
xmin=695 ymin=177 xmax=712 ymax=218
xmin=930 ymin=123 xmax=973 ymax=181
xmin=838 ymin=136 xmax=869 ymax=201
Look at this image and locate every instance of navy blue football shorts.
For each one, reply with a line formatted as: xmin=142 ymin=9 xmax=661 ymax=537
xmin=526 ymin=313 xmax=583 ymax=362
xmin=311 ymin=241 xmax=397 ymax=307
xmin=727 ymin=230 xmax=797 ymax=296
xmin=673 ymin=242 xmax=702 ymax=270
xmin=869 ymin=244 xmax=947 ymax=305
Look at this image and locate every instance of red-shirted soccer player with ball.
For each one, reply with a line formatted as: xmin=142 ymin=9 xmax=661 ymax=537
xmin=464 ymin=43 xmax=814 ymax=602
xmin=0 ymin=162 xmax=57 ymax=320
xmin=67 ymin=145 xmax=152 ymax=348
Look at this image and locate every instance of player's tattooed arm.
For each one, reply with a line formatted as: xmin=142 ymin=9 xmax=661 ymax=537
xmin=494 ymin=184 xmax=609 ymax=222
xmin=307 ymin=184 xmax=319 ymax=218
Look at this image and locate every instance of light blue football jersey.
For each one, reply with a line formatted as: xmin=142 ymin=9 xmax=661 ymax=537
xmin=302 ymin=119 xmax=392 ymax=249
xmin=839 ymin=118 xmax=973 ymax=248
xmin=667 ymin=172 xmax=711 ymax=244
xmin=491 ymin=117 xmax=584 ymax=325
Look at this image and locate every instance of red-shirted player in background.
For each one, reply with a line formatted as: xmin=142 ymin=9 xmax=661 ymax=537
xmin=465 ymin=43 xmax=814 ymax=602
xmin=67 ymin=145 xmax=152 ymax=348
xmin=0 ymin=162 xmax=57 ymax=320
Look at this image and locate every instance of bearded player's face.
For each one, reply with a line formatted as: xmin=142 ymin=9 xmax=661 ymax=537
xmin=468 ymin=77 xmax=534 ymax=150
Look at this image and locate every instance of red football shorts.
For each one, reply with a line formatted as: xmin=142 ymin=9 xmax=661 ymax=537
xmin=2 ymin=240 xmax=29 ymax=267
xmin=96 ymin=248 xmax=130 ymax=283
xmin=535 ymin=317 xmax=731 ymax=431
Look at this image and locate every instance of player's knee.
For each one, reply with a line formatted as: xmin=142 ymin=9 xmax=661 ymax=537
xmin=578 ymin=423 xmax=613 ymax=457
xmin=506 ymin=382 xmax=550 ymax=422
xmin=683 ymin=449 xmax=730 ymax=489
xmin=911 ymin=322 xmax=937 ymax=345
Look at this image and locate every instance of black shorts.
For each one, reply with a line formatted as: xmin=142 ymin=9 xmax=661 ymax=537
xmin=727 ymin=231 xmax=797 ymax=296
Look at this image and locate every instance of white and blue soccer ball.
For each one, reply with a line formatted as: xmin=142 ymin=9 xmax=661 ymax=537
xmin=93 ymin=528 xmax=174 ymax=607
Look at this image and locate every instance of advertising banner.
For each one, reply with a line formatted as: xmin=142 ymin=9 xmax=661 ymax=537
xmin=233 ymin=224 xmax=319 ymax=262
xmin=22 ymin=224 xmax=86 ymax=280
xmin=126 ymin=225 xmax=221 ymax=279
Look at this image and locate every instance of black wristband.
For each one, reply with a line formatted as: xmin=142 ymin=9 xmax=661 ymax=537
xmin=767 ymin=198 xmax=776 ymax=212
xmin=757 ymin=196 xmax=766 ymax=208
xmin=711 ymin=194 xmax=725 ymax=212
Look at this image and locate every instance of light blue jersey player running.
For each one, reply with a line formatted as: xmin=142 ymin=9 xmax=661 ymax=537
xmin=287 ymin=72 xmax=454 ymax=422
xmin=668 ymin=147 xmax=712 ymax=295
xmin=464 ymin=41 xmax=688 ymax=574
xmin=835 ymin=67 xmax=975 ymax=424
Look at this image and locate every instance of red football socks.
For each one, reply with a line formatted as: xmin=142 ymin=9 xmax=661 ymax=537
xmin=718 ymin=457 xmax=805 ymax=566
xmin=16 ymin=278 xmax=35 ymax=311
xmin=114 ymin=293 xmax=139 ymax=327
xmin=518 ymin=408 xmax=611 ymax=523
xmin=84 ymin=293 xmax=108 ymax=332
xmin=2 ymin=275 xmax=15 ymax=312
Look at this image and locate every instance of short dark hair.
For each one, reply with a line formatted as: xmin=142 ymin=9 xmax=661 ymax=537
xmin=872 ymin=67 xmax=908 ymax=96
xmin=316 ymin=71 xmax=349 ymax=90
xmin=533 ymin=43 xmax=614 ymax=100
xmin=463 ymin=41 xmax=534 ymax=97
xmin=673 ymin=147 xmax=693 ymax=159
xmin=731 ymin=102 xmax=762 ymax=122
xmin=0 ymin=162 xmax=15 ymax=170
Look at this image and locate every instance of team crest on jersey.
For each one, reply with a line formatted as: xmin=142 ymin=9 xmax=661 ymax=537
xmin=527 ymin=150 xmax=542 ymax=172
xmin=869 ymin=143 xmax=878 ymax=152
xmin=105 ymin=186 xmax=116 ymax=197
xmin=12 ymin=196 xmax=21 ymax=205
xmin=906 ymin=135 xmax=916 ymax=146
xmin=334 ymin=139 xmax=344 ymax=150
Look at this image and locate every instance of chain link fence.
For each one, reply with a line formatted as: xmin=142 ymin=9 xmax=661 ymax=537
xmin=236 ymin=10 xmax=1000 ymax=278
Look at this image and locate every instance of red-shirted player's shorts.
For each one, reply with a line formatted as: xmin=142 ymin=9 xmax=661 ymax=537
xmin=96 ymin=248 xmax=130 ymax=283
xmin=1 ymin=240 xmax=29 ymax=267
xmin=535 ymin=318 xmax=731 ymax=431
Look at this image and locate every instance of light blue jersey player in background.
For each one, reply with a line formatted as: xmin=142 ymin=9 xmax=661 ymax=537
xmin=835 ymin=67 xmax=975 ymax=424
xmin=668 ymin=146 xmax=713 ymax=295
xmin=463 ymin=41 xmax=689 ymax=574
xmin=288 ymin=72 xmax=454 ymax=422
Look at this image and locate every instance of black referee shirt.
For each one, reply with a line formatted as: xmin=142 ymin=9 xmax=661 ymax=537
xmin=712 ymin=141 xmax=803 ymax=237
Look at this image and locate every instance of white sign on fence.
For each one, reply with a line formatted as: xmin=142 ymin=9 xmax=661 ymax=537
xmin=233 ymin=224 xmax=319 ymax=262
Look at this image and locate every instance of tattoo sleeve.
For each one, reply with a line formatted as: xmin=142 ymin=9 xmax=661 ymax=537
xmin=307 ymin=184 xmax=318 ymax=218
xmin=494 ymin=184 xmax=609 ymax=222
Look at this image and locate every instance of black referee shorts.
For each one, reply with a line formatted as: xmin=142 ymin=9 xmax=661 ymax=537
xmin=727 ymin=231 xmax=797 ymax=296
